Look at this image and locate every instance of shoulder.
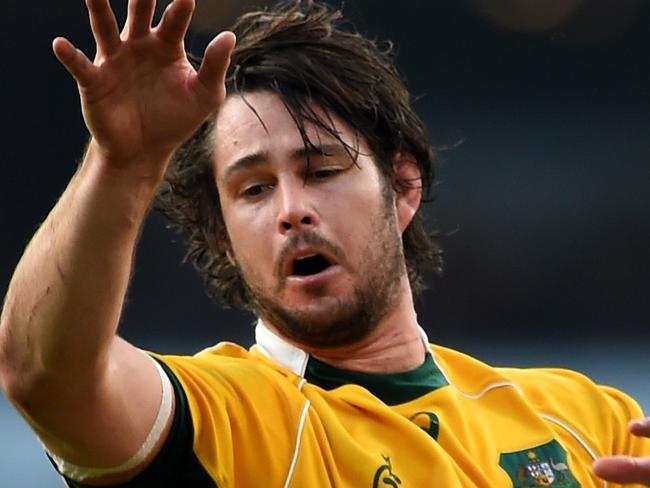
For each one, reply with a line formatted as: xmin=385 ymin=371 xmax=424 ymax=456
xmin=431 ymin=343 xmax=647 ymax=455
xmin=431 ymin=343 xmax=642 ymax=414
xmin=150 ymin=342 xmax=307 ymax=415
xmin=153 ymin=342 xmax=302 ymax=388
xmin=145 ymin=343 xmax=313 ymax=486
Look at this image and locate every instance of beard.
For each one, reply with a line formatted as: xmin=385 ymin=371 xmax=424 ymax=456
xmin=239 ymin=197 xmax=406 ymax=349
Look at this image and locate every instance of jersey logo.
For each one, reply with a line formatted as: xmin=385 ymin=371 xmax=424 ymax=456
xmin=372 ymin=455 xmax=402 ymax=487
xmin=409 ymin=411 xmax=440 ymax=441
xmin=499 ymin=440 xmax=581 ymax=487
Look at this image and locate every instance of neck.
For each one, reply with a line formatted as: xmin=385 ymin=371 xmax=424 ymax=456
xmin=263 ymin=284 xmax=426 ymax=374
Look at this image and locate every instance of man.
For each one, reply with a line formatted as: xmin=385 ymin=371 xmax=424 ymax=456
xmin=0 ymin=0 xmax=648 ymax=486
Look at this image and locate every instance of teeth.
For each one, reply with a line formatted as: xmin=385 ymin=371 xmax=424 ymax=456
xmin=295 ymin=254 xmax=318 ymax=261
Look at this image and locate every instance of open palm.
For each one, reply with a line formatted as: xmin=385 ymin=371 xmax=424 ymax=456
xmin=53 ymin=0 xmax=235 ymax=169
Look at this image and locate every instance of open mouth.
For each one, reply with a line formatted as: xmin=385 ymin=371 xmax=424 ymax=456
xmin=291 ymin=254 xmax=333 ymax=276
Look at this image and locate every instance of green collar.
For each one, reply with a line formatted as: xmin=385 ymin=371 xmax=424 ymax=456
xmin=305 ymin=353 xmax=449 ymax=405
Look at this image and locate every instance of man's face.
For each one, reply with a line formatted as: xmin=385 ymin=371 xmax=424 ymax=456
xmin=213 ymin=91 xmax=407 ymax=348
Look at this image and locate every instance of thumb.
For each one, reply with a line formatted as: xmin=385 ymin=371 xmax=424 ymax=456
xmin=52 ymin=37 xmax=97 ymax=88
xmin=593 ymin=455 xmax=650 ymax=484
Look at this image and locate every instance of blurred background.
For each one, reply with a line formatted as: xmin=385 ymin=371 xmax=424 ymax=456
xmin=1 ymin=0 xmax=649 ymax=485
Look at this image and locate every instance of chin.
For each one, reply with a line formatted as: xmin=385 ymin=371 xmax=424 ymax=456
xmin=258 ymin=292 xmax=386 ymax=350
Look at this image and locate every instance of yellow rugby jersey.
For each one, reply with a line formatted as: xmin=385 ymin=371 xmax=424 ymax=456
xmin=58 ymin=324 xmax=649 ymax=488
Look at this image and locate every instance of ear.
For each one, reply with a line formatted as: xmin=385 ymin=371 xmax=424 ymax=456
xmin=393 ymin=152 xmax=422 ymax=233
xmin=226 ymin=248 xmax=237 ymax=267
xmin=221 ymin=236 xmax=237 ymax=267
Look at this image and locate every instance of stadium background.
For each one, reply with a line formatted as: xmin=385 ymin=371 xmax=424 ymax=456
xmin=1 ymin=0 xmax=648 ymax=485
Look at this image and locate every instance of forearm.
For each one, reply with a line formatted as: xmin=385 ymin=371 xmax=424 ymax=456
xmin=0 ymin=0 xmax=234 ymax=473
xmin=0 ymin=141 xmax=166 ymax=397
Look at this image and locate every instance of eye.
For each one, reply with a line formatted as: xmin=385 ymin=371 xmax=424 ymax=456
xmin=308 ymin=168 xmax=341 ymax=180
xmin=241 ymin=183 xmax=273 ymax=198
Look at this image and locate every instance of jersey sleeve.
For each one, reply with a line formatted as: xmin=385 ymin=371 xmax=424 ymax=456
xmin=508 ymin=366 xmax=650 ymax=459
xmin=598 ymin=383 xmax=649 ymax=458
xmin=154 ymin=346 xmax=309 ymax=487
xmin=48 ymin=357 xmax=216 ymax=488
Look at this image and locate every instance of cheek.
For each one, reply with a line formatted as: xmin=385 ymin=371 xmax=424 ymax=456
xmin=222 ymin=205 xmax=274 ymax=268
xmin=331 ymin=190 xmax=386 ymax=244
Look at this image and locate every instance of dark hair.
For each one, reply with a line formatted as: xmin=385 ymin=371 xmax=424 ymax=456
xmin=155 ymin=0 xmax=443 ymax=310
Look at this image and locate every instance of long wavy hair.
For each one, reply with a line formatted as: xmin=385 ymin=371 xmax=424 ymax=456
xmin=154 ymin=0 xmax=443 ymax=310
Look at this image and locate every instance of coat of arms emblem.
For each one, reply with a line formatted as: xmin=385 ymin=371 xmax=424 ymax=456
xmin=499 ymin=440 xmax=580 ymax=487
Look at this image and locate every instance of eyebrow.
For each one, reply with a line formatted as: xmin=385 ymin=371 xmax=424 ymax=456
xmin=221 ymin=143 xmax=349 ymax=183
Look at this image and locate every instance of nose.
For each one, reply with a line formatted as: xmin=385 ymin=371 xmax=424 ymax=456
xmin=276 ymin=178 xmax=319 ymax=234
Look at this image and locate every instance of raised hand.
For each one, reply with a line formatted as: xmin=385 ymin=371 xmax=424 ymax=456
xmin=53 ymin=0 xmax=235 ymax=174
xmin=593 ymin=417 xmax=650 ymax=485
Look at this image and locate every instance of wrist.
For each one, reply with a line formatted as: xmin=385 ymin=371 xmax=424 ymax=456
xmin=83 ymin=139 xmax=173 ymax=190
xmin=76 ymin=141 xmax=169 ymax=224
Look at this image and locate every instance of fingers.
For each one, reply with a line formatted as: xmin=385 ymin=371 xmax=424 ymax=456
xmin=593 ymin=455 xmax=650 ymax=484
xmin=196 ymin=32 xmax=236 ymax=96
xmin=52 ymin=37 xmax=98 ymax=88
xmin=125 ymin=0 xmax=156 ymax=38
xmin=86 ymin=0 xmax=121 ymax=56
xmin=157 ymin=0 xmax=195 ymax=45
xmin=630 ymin=417 xmax=650 ymax=437
xmin=592 ymin=420 xmax=650 ymax=484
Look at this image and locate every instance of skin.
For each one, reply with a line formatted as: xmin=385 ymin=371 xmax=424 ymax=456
xmin=592 ymin=419 xmax=650 ymax=484
xmin=0 ymin=0 xmax=235 ymax=484
xmin=214 ymin=92 xmax=425 ymax=370
xmin=0 ymin=0 xmax=647 ymax=485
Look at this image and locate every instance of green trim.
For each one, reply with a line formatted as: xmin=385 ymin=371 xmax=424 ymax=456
xmin=305 ymin=353 xmax=448 ymax=405
xmin=49 ymin=357 xmax=216 ymax=488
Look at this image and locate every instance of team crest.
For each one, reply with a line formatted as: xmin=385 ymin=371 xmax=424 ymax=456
xmin=372 ymin=455 xmax=402 ymax=487
xmin=499 ymin=440 xmax=580 ymax=487
xmin=409 ymin=411 xmax=440 ymax=441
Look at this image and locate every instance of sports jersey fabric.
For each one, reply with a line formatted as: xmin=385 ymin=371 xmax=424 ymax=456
xmin=55 ymin=323 xmax=649 ymax=488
